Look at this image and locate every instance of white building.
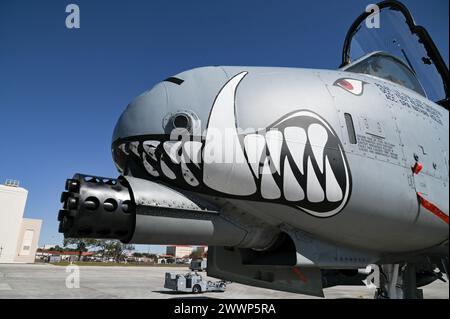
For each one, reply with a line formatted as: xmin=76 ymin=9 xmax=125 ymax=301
xmin=0 ymin=180 xmax=42 ymax=263
xmin=166 ymin=245 xmax=193 ymax=259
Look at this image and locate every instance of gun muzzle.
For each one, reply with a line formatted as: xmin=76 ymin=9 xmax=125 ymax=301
xmin=58 ymin=174 xmax=274 ymax=248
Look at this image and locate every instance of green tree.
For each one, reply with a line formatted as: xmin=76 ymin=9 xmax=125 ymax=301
xmin=55 ymin=245 xmax=64 ymax=251
xmin=144 ymin=253 xmax=157 ymax=261
xmin=189 ymin=248 xmax=204 ymax=260
xmin=62 ymin=239 xmax=135 ymax=262
xmin=96 ymin=240 xmax=135 ymax=262
xmin=63 ymin=238 xmax=100 ymax=261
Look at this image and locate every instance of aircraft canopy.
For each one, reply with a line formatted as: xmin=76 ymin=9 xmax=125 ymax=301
xmin=341 ymin=0 xmax=449 ymax=109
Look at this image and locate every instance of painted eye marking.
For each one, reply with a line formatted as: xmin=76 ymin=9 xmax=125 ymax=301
xmin=334 ymin=78 xmax=366 ymax=96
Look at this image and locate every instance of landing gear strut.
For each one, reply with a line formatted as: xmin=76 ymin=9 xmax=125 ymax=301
xmin=375 ymin=264 xmax=423 ymax=299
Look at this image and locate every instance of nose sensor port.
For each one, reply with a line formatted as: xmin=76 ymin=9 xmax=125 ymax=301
xmin=172 ymin=113 xmax=191 ymax=129
xmin=162 ymin=110 xmax=200 ymax=135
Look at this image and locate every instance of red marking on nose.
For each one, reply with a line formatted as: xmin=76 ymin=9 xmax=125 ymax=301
xmin=412 ymin=162 xmax=423 ymax=174
xmin=417 ymin=192 xmax=449 ymax=225
xmin=339 ymin=79 xmax=354 ymax=91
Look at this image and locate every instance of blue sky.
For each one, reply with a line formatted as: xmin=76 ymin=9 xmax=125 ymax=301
xmin=0 ymin=0 xmax=448 ymax=253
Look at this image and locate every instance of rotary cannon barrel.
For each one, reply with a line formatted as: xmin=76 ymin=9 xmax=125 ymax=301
xmin=58 ymin=174 xmax=135 ymax=242
xmin=58 ymin=174 xmax=277 ymax=248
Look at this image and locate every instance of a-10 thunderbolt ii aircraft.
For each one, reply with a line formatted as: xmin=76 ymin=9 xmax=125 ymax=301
xmin=57 ymin=1 xmax=449 ymax=298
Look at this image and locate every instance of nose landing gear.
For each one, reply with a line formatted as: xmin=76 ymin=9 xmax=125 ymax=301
xmin=375 ymin=263 xmax=445 ymax=299
xmin=375 ymin=264 xmax=426 ymax=299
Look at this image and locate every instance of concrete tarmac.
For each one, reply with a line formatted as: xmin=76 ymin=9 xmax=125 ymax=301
xmin=0 ymin=264 xmax=448 ymax=299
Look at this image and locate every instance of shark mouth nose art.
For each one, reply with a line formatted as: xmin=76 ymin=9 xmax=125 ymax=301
xmin=113 ymin=72 xmax=352 ymax=218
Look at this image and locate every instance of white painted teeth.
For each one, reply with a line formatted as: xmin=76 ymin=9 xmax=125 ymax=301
xmin=119 ymin=143 xmax=129 ymax=155
xmin=126 ymin=74 xmax=349 ymax=217
xmin=183 ymin=141 xmax=202 ymax=167
xmin=283 ymin=157 xmax=304 ymax=201
xmin=244 ymin=134 xmax=266 ymax=176
xmin=284 ymin=127 xmax=307 ymax=174
xmin=261 ymin=158 xmax=281 ymax=199
xmin=143 ymin=154 xmax=159 ymax=177
xmin=136 ymin=122 xmax=341 ymax=205
xmin=129 ymin=142 xmax=140 ymax=157
xmin=135 ymin=120 xmax=343 ymax=207
xmin=143 ymin=140 xmax=160 ymax=160
xmin=308 ymin=124 xmax=328 ymax=173
xmin=163 ymin=141 xmax=182 ymax=164
xmin=265 ymin=130 xmax=283 ymax=174
xmin=325 ymin=155 xmax=343 ymax=202
xmin=161 ymin=158 xmax=176 ymax=180
xmin=181 ymin=162 xmax=199 ymax=186
xmin=306 ymin=157 xmax=324 ymax=203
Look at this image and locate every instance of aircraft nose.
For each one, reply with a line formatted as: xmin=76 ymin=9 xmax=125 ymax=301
xmin=112 ymin=82 xmax=168 ymax=143
xmin=111 ymin=67 xmax=229 ymax=174
xmin=111 ymin=82 xmax=168 ymax=173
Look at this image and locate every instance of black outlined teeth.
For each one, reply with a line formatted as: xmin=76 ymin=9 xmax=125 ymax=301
xmin=115 ymin=72 xmax=351 ymax=218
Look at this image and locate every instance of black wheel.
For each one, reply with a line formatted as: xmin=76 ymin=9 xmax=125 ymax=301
xmin=192 ymin=285 xmax=201 ymax=294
